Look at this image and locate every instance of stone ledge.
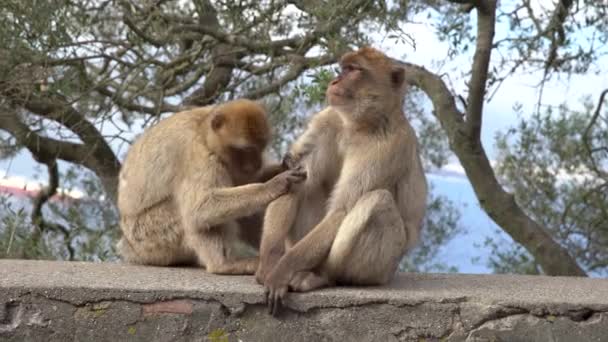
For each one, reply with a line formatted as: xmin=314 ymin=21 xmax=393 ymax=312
xmin=1 ymin=259 xmax=607 ymax=341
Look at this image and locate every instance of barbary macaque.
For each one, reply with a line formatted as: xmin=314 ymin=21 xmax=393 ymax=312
xmin=117 ymin=99 xmax=306 ymax=274
xmin=256 ymin=47 xmax=428 ymax=315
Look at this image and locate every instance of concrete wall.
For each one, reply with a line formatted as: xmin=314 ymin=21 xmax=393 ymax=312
xmin=1 ymin=260 xmax=607 ymax=342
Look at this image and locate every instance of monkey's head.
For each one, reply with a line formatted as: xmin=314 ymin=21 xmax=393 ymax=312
xmin=207 ymin=99 xmax=271 ymax=175
xmin=327 ymin=47 xmax=406 ymax=119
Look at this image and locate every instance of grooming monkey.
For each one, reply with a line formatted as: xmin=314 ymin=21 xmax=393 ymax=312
xmin=256 ymin=47 xmax=428 ymax=315
xmin=117 ymin=99 xmax=306 ymax=274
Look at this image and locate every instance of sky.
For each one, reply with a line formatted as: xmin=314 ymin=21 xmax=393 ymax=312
xmin=2 ymin=1 xmax=607 ymax=273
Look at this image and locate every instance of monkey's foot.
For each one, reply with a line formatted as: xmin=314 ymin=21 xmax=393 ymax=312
xmin=205 ymin=257 xmax=259 ymax=275
xmin=289 ymin=271 xmax=330 ymax=292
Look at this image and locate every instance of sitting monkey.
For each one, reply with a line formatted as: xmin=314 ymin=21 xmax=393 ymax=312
xmin=256 ymin=47 xmax=428 ymax=315
xmin=117 ymin=99 xmax=306 ymax=274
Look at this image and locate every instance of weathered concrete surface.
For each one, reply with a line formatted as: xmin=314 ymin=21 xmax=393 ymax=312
xmin=1 ymin=260 xmax=607 ymax=342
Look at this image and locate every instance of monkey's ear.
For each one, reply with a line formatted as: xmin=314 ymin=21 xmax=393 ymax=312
xmin=390 ymin=67 xmax=405 ymax=88
xmin=211 ymin=113 xmax=225 ymax=131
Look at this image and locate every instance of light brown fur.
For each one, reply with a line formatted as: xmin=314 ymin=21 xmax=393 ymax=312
xmin=117 ymin=99 xmax=305 ymax=274
xmin=257 ymin=48 xmax=428 ymax=315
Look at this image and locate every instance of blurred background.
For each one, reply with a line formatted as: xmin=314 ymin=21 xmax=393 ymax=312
xmin=1 ymin=0 xmax=606 ymax=277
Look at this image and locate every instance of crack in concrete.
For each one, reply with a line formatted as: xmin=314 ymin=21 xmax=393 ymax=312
xmin=4 ymin=289 xmax=608 ymax=341
xmin=0 ymin=302 xmax=22 ymax=333
xmin=452 ymin=303 xmax=608 ymax=341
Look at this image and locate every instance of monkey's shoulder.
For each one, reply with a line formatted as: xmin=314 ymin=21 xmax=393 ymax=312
xmin=306 ymin=107 xmax=344 ymax=132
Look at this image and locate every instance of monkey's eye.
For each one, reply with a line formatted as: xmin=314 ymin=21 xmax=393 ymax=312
xmin=340 ymin=64 xmax=361 ymax=75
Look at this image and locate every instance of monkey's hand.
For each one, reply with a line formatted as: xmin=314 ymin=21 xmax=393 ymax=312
xmin=266 ymin=167 xmax=307 ymax=197
xmin=256 ymin=163 xmax=288 ymax=183
xmin=282 ymin=148 xmax=312 ymax=170
xmin=255 ymin=244 xmax=285 ymax=285
xmin=264 ymin=267 xmax=294 ymax=317
xmin=281 ymin=152 xmax=300 ymax=170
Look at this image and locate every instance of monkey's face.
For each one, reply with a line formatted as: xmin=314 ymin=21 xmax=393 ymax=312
xmin=326 ymin=61 xmax=361 ymax=110
xmin=227 ymin=145 xmax=263 ymax=174
xmin=327 ymin=47 xmax=405 ymax=115
xmin=209 ymin=103 xmax=270 ymax=176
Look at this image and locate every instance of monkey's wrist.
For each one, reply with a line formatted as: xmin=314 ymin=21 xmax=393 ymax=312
xmin=266 ymin=181 xmax=287 ymax=199
xmin=261 ymin=245 xmax=284 ymax=263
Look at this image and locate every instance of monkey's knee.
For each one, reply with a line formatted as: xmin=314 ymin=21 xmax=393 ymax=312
xmin=325 ymin=190 xmax=405 ymax=285
xmin=358 ymin=189 xmax=395 ymax=211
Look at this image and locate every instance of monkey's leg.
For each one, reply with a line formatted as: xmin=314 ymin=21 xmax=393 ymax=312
xmin=186 ymin=224 xmax=259 ymax=275
xmin=237 ymin=213 xmax=263 ymax=249
xmin=286 ymin=189 xmax=402 ymax=292
xmin=119 ymin=204 xmax=194 ymax=266
xmin=324 ymin=189 xmax=406 ymax=286
xmin=255 ymin=193 xmax=300 ymax=284
xmin=117 ymin=235 xmax=194 ymax=266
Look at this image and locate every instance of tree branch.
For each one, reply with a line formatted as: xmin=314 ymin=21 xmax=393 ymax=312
xmin=445 ymin=0 xmax=482 ymax=12
xmin=0 ymin=112 xmax=94 ymax=166
xmin=183 ymin=0 xmax=238 ymax=106
xmin=543 ymin=0 xmax=573 ymax=70
xmin=2 ymin=92 xmax=121 ymax=202
xmin=96 ymin=86 xmax=181 ymax=115
xmin=464 ymin=0 xmax=496 ymax=143
xmin=182 ymin=0 xmax=370 ymax=105
xmin=582 ymin=88 xmax=608 ymax=179
xmin=30 ymin=158 xmax=58 ymax=229
xmin=29 ymin=157 xmax=75 ymax=260
xmin=396 ymin=60 xmax=586 ymax=276
xmin=243 ymin=54 xmax=337 ymax=100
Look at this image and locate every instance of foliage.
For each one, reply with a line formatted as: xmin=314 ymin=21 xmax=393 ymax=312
xmin=0 ymin=203 xmax=55 ymax=260
xmin=494 ymin=99 xmax=608 ymax=276
xmin=0 ymin=166 xmax=119 ymax=261
xmin=478 ymin=232 xmax=540 ymax=275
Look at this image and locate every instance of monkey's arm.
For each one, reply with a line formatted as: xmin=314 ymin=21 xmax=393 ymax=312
xmin=256 ymin=163 xmax=286 ymax=182
xmin=255 ymin=193 xmax=300 ymax=283
xmin=179 ymin=182 xmax=278 ymax=228
xmin=263 ymin=209 xmax=346 ymax=315
xmin=266 ymin=209 xmax=346 ymax=281
xmin=285 ymin=130 xmax=320 ymax=168
xmin=284 ymin=112 xmax=334 ymax=167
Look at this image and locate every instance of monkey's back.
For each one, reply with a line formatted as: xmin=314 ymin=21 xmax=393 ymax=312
xmin=393 ymin=119 xmax=428 ymax=252
xmin=118 ymin=106 xmax=214 ymax=216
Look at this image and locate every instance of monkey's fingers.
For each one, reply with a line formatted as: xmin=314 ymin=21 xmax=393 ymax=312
xmin=281 ymin=152 xmax=297 ymax=170
xmin=270 ymin=288 xmax=286 ymax=317
xmin=271 ymin=292 xmax=280 ymax=316
xmin=290 ymin=168 xmax=307 ymax=182
xmin=264 ymin=286 xmax=271 ymax=305
xmin=266 ymin=289 xmax=275 ymax=315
